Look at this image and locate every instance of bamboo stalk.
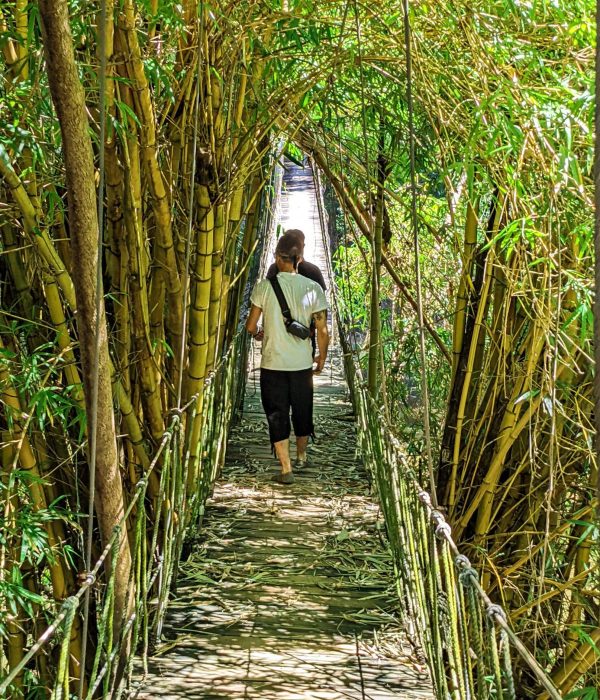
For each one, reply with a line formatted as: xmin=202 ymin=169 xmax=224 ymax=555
xmin=0 ymin=221 xmax=33 ymax=315
xmin=1 ymin=435 xmax=25 ymax=697
xmin=0 ymin=338 xmax=84 ymax=683
xmin=0 ymin=13 xmax=19 ymax=69
xmin=186 ymin=184 xmax=214 ymax=401
xmin=117 ymin=0 xmax=184 ymax=388
xmin=451 ymin=198 xmax=478 ymax=381
xmin=367 ymin=158 xmax=384 ymax=397
xmin=448 ymin=246 xmax=496 ymax=507
xmin=542 ymin=627 xmax=600 ymax=698
xmin=311 ymin=146 xmax=451 ymax=362
xmin=0 ymin=144 xmax=77 ymax=308
xmin=118 ymin=79 xmax=165 ymax=441
xmin=1 ymin=138 xmax=153 ymax=472
xmin=42 ymin=274 xmax=84 ymax=406
xmin=206 ymin=203 xmax=225 ymax=371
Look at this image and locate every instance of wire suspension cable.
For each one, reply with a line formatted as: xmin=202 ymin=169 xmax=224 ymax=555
xmin=79 ymin=0 xmax=109 ymax=694
xmin=402 ymin=0 xmax=437 ymax=507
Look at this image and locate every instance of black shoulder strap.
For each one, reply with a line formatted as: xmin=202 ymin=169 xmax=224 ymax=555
xmin=269 ymin=276 xmax=292 ymax=325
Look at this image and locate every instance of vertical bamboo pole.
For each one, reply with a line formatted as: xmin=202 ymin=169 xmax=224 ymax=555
xmin=1 ymin=435 xmax=25 ymax=697
xmin=185 ymin=183 xmax=214 ymax=490
xmin=117 ymin=0 xmax=184 ymax=390
xmin=0 ymin=222 xmax=33 ymax=315
xmin=0 ymin=339 xmax=84 ymax=682
xmin=118 ymin=79 xmax=165 ymax=441
xmin=206 ymin=203 xmax=225 ymax=370
xmin=451 ymin=200 xmax=478 ymax=381
xmin=367 ymin=149 xmax=385 ymax=398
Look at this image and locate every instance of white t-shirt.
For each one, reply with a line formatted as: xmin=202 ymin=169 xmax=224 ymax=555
xmin=250 ymin=272 xmax=327 ymax=371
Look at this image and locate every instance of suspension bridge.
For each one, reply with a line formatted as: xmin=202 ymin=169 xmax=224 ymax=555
xmin=0 ymin=162 xmax=565 ymax=700
xmin=0 ymin=0 xmax=596 ymax=696
xmin=130 ymin=164 xmax=433 ymax=699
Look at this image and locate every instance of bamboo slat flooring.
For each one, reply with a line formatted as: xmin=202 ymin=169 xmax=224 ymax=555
xmin=132 ymin=162 xmax=433 ymax=699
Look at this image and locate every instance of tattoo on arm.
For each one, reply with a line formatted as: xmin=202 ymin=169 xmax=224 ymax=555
xmin=312 ymin=309 xmax=327 ymax=323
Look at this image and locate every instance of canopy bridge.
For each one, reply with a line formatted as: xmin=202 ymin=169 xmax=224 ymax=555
xmin=131 ymin=163 xmax=432 ymax=699
xmin=1 ymin=0 xmax=595 ymax=697
xmin=0 ymin=162 xmax=564 ymax=700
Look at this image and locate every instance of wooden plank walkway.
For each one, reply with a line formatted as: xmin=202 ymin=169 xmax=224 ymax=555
xmin=132 ymin=162 xmax=433 ymax=699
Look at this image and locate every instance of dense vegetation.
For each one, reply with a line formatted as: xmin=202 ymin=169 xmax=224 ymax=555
xmin=0 ymin=0 xmax=597 ymax=697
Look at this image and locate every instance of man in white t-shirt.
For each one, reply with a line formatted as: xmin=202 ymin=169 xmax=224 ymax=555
xmin=246 ymin=232 xmax=329 ymax=484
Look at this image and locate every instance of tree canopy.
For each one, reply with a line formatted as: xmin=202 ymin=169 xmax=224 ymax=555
xmin=0 ymin=0 xmax=596 ymax=697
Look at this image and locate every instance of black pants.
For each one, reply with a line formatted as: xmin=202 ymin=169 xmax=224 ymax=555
xmin=260 ymin=368 xmax=314 ymax=444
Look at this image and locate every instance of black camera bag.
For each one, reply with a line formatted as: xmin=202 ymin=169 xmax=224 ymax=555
xmin=269 ymin=277 xmax=311 ymax=340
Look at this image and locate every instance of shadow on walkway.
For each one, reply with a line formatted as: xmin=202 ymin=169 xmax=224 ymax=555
xmin=133 ymin=161 xmax=432 ymax=700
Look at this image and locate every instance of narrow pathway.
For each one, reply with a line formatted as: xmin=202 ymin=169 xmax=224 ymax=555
xmin=134 ymin=163 xmax=432 ymax=699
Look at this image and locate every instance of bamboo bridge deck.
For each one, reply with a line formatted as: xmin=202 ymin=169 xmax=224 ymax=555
xmin=132 ymin=163 xmax=433 ymax=699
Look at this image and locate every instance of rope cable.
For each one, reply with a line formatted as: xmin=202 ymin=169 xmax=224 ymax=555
xmin=402 ymin=0 xmax=437 ymax=506
xmin=0 ymin=330 xmax=243 ymax=697
xmin=315 ymin=122 xmax=562 ymax=697
xmin=359 ymin=382 xmax=563 ymax=699
xmin=79 ymin=0 xmax=109 ymax=694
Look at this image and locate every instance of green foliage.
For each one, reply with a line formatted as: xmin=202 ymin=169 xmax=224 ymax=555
xmin=2 ymin=322 xmax=84 ymax=431
xmin=0 ymin=322 xmax=82 ymax=650
xmin=332 ymin=193 xmax=452 ymax=455
xmin=0 ymin=0 xmax=596 ymax=694
xmin=565 ymin=688 xmax=599 ymax=700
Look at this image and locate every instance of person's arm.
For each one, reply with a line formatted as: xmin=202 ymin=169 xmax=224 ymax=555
xmin=246 ymin=304 xmax=263 ymax=340
xmin=312 ymin=309 xmax=329 ymax=373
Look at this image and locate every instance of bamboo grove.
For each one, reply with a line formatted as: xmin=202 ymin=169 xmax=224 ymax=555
xmin=0 ymin=0 xmax=598 ymax=698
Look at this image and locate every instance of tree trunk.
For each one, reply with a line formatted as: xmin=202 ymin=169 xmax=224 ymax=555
xmin=38 ymin=0 xmax=131 ymax=634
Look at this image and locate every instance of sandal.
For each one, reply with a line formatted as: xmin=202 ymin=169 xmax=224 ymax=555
xmin=271 ymin=472 xmax=295 ymax=485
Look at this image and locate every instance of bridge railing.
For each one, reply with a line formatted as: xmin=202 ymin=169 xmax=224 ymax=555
xmin=312 ymin=164 xmax=562 ymax=700
xmin=1 ymin=140 xmax=283 ymax=700
xmin=0 ymin=329 xmax=247 ymax=699
xmin=343 ymin=353 xmax=563 ymax=700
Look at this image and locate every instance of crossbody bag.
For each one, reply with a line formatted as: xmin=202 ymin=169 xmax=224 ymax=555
xmin=269 ymin=277 xmax=311 ymax=340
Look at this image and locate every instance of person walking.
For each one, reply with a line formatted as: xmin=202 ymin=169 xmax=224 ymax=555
xmin=246 ymin=231 xmax=329 ymax=484
xmin=266 ymin=228 xmax=325 ymax=358
xmin=266 ymin=229 xmax=326 ymax=291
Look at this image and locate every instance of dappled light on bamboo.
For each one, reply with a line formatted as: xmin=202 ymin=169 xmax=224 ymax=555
xmin=0 ymin=0 xmax=596 ymax=697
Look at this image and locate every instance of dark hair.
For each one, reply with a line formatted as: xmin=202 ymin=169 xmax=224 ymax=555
xmin=276 ymin=231 xmax=302 ymax=269
xmin=283 ymin=229 xmax=305 ymax=247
